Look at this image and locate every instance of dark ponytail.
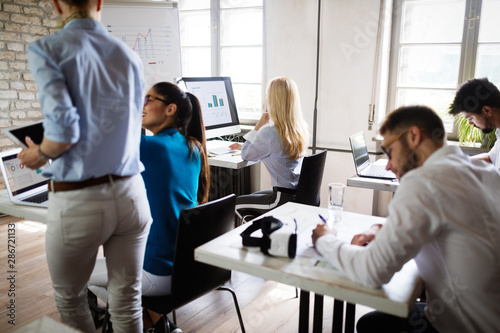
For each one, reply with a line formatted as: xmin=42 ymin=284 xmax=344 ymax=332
xmin=186 ymin=93 xmax=209 ymax=203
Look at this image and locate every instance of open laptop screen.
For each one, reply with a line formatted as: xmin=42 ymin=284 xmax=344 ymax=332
xmin=1 ymin=152 xmax=47 ymax=196
xmin=350 ymin=132 xmax=371 ymax=170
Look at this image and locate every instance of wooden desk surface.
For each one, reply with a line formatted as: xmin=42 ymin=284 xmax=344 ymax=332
xmin=195 ymin=202 xmax=422 ymax=318
xmin=0 ymin=190 xmax=47 ymax=223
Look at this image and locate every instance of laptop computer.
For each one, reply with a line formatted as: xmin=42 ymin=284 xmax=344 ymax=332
xmin=0 ymin=148 xmax=49 ymax=208
xmin=349 ymin=131 xmax=397 ymax=180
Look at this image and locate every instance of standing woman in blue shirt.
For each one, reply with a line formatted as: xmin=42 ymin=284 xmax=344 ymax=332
xmin=18 ymin=0 xmax=152 ymax=332
xmin=229 ymin=77 xmax=309 ymax=222
xmin=88 ymin=82 xmax=209 ymax=330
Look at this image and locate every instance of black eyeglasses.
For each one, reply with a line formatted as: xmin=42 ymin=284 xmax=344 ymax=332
xmin=380 ymin=129 xmax=409 ymax=160
xmin=144 ymin=95 xmax=168 ymax=106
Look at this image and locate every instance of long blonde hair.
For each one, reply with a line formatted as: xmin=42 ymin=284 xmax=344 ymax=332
xmin=267 ymin=77 xmax=309 ymax=160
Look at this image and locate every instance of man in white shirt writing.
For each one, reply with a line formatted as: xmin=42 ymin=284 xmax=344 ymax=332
xmin=312 ymin=105 xmax=500 ymax=332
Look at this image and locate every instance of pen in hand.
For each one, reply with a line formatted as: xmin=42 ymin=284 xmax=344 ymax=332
xmin=318 ymin=214 xmax=327 ymax=224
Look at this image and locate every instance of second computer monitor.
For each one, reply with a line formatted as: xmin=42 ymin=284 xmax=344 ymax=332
xmin=179 ymin=77 xmax=241 ymax=139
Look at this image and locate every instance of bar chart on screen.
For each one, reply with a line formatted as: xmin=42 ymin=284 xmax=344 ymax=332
xmin=189 ymin=80 xmax=233 ymax=127
xmin=102 ymin=4 xmax=181 ymax=86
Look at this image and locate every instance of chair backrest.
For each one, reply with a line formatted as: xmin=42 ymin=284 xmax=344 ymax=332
xmin=293 ymin=150 xmax=327 ymax=206
xmin=170 ymin=194 xmax=236 ymax=309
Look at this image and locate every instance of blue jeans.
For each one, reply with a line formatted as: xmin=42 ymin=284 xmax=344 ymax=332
xmin=46 ymin=175 xmax=152 ymax=333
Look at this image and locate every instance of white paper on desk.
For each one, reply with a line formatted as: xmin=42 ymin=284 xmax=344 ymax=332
xmin=295 ymin=223 xmax=352 ymax=276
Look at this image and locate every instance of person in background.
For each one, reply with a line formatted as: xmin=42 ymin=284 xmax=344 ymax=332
xmin=312 ymin=105 xmax=500 ymax=332
xmin=449 ymin=77 xmax=500 ymax=169
xmin=18 ymin=0 xmax=152 ymax=332
xmin=229 ymin=77 xmax=309 ymax=222
xmin=89 ymin=82 xmax=209 ymax=333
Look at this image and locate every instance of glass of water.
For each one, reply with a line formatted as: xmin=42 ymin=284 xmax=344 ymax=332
xmin=328 ymin=183 xmax=345 ymax=226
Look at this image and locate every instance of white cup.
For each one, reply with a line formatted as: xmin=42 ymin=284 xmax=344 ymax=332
xmin=328 ymin=183 xmax=345 ymax=225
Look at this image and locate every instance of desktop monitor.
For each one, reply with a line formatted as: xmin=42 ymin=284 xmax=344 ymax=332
xmin=179 ymin=77 xmax=241 ymax=139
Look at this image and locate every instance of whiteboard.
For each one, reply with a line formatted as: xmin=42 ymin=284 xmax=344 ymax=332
xmin=101 ymin=4 xmax=182 ymax=88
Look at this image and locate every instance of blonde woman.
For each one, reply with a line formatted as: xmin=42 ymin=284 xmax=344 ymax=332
xmin=229 ymin=77 xmax=309 ymax=222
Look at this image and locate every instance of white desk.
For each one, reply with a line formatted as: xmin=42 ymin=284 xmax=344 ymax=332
xmin=207 ymin=140 xmax=257 ymax=170
xmin=347 ymin=175 xmax=399 ymax=192
xmin=206 ymin=140 xmax=259 ymax=201
xmin=0 ymin=189 xmax=47 ymax=223
xmin=208 ymin=153 xmax=256 ymax=169
xmin=347 ymin=175 xmax=399 ymax=216
xmin=195 ymin=202 xmax=423 ymax=332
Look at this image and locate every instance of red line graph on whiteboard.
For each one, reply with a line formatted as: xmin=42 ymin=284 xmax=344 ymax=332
xmin=152 ymin=73 xmax=162 ymax=84
xmin=132 ymin=29 xmax=151 ymax=50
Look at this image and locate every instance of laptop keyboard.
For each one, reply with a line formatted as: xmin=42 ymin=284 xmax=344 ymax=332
xmin=366 ymin=164 xmax=393 ymax=177
xmin=22 ymin=191 xmax=48 ymax=204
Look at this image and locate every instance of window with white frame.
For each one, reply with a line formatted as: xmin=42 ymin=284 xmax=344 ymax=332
xmin=178 ymin=0 xmax=263 ymax=121
xmin=389 ymin=0 xmax=500 ymax=136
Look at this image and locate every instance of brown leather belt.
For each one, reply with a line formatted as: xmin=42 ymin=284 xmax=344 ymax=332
xmin=48 ymin=174 xmax=130 ymax=193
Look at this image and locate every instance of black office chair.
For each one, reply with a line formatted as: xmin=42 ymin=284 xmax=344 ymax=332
xmin=141 ymin=194 xmax=246 ymax=333
xmin=293 ymin=150 xmax=327 ymax=206
xmin=238 ymin=150 xmax=328 ymax=224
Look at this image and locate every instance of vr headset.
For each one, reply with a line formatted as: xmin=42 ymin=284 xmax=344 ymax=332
xmin=240 ymin=216 xmax=297 ymax=258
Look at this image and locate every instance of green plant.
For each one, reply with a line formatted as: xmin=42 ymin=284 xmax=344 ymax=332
xmin=456 ymin=114 xmax=497 ymax=148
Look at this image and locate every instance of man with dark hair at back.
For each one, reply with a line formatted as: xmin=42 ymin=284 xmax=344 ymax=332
xmin=312 ymin=105 xmax=500 ymax=332
xmin=449 ymin=77 xmax=500 ymax=169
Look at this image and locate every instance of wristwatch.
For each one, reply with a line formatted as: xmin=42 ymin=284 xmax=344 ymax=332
xmin=37 ymin=145 xmax=51 ymax=162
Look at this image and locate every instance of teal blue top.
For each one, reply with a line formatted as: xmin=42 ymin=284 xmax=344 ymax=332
xmin=141 ymin=128 xmax=200 ymax=276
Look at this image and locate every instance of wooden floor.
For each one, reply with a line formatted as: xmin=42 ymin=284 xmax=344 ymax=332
xmin=0 ymin=217 xmax=373 ymax=332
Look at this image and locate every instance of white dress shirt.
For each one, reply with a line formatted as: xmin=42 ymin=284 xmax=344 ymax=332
xmin=487 ymin=129 xmax=500 ymax=169
xmin=316 ymin=145 xmax=500 ymax=332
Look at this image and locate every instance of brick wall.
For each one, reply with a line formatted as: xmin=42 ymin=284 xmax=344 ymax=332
xmin=0 ymin=1 xmax=57 ymax=188
xmin=0 ymin=1 xmax=58 ymax=150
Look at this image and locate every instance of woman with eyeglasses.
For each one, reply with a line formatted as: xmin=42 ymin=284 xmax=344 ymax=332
xmin=89 ymin=82 xmax=209 ymax=332
xmin=229 ymin=77 xmax=309 ymax=222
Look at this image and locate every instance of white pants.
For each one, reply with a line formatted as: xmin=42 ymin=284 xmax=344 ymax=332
xmin=88 ymin=258 xmax=172 ymax=303
xmin=46 ymin=175 xmax=152 ymax=333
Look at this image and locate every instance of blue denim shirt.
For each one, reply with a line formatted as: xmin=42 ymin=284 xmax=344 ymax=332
xmin=28 ymin=19 xmax=145 ymax=181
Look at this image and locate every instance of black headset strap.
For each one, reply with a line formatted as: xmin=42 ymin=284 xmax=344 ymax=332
xmin=240 ymin=219 xmax=263 ymax=246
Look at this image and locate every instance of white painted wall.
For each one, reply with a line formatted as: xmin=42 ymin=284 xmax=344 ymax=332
xmin=262 ymin=0 xmax=392 ymax=215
